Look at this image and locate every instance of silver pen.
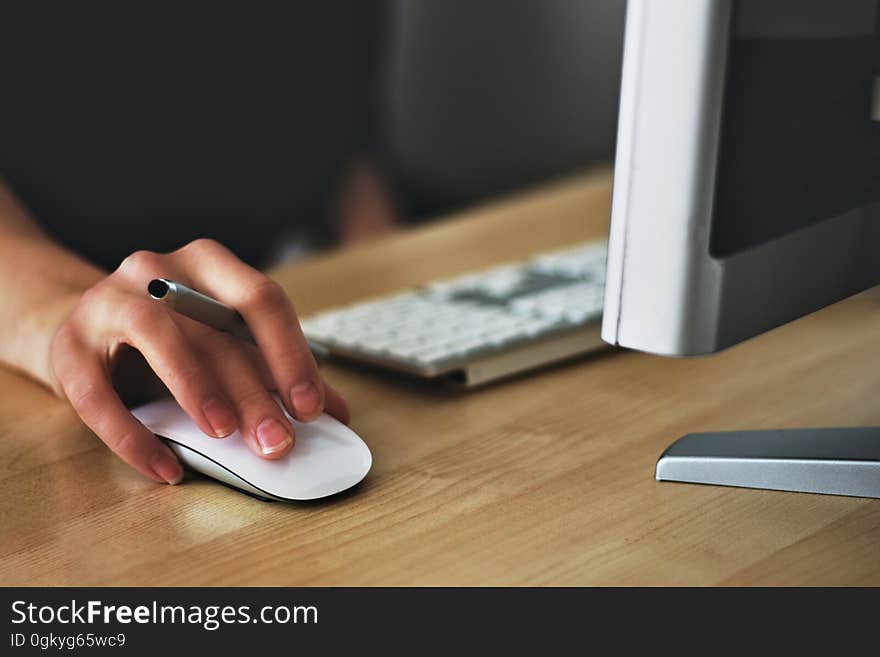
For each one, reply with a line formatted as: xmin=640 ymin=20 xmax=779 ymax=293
xmin=148 ymin=278 xmax=328 ymax=363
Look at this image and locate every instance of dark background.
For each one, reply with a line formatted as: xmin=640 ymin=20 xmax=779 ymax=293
xmin=0 ymin=1 xmax=625 ymax=269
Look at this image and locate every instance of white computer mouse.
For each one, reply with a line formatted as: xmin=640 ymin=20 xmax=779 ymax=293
xmin=131 ymin=397 xmax=372 ymax=501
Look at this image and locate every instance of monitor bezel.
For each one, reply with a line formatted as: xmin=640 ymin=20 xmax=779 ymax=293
xmin=602 ymin=0 xmax=880 ymax=356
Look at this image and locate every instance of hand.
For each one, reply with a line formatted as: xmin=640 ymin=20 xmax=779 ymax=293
xmin=49 ymin=239 xmax=349 ymax=485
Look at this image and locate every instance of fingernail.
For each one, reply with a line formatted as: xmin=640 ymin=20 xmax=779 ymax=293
xmin=150 ymin=452 xmax=183 ymax=485
xmin=256 ymin=417 xmax=294 ymax=455
xmin=202 ymin=396 xmax=237 ymax=437
xmin=290 ymin=381 xmax=322 ymax=421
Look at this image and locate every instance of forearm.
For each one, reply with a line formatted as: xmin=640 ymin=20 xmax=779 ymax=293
xmin=0 ymin=180 xmax=105 ymax=392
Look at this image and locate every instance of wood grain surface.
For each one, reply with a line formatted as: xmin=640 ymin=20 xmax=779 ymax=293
xmin=2 ymin=168 xmax=879 ymax=586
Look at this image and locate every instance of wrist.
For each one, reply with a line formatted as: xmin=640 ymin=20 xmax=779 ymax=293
xmin=7 ymin=288 xmax=83 ymax=395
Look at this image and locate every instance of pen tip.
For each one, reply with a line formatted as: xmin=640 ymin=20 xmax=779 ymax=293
xmin=148 ymin=279 xmax=169 ymax=299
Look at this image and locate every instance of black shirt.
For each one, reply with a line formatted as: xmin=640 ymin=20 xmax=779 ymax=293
xmin=1 ymin=2 xmax=381 ymax=269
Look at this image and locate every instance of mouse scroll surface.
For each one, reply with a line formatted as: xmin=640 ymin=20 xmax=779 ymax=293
xmin=131 ymin=398 xmax=372 ymax=501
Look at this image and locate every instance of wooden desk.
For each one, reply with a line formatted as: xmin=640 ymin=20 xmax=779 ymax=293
xmin=2 ymin=169 xmax=879 ymax=586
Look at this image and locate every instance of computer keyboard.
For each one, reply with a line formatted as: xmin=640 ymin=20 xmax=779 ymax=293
xmin=300 ymin=239 xmax=609 ymax=387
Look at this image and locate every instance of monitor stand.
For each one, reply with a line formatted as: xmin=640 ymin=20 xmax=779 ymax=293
xmin=655 ymin=427 xmax=880 ymax=498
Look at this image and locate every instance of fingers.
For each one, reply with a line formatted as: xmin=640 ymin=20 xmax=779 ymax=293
xmin=93 ymin=289 xmax=238 ymax=440
xmin=173 ymin=239 xmax=324 ymax=422
xmin=114 ymin=249 xmax=187 ymax=291
xmin=50 ymin=242 xmax=351 ymax=491
xmin=239 ymin=340 xmax=349 ymax=425
xmin=195 ymin=329 xmax=296 ymax=459
xmin=51 ymin=326 xmax=183 ymax=484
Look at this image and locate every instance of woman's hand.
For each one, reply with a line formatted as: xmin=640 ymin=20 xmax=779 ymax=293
xmin=49 ymin=238 xmax=349 ymax=485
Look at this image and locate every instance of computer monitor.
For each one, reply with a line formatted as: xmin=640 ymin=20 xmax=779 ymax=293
xmin=601 ymin=0 xmax=880 ymax=497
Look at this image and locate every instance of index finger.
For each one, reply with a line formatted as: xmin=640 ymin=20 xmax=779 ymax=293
xmin=54 ymin=332 xmax=183 ymax=484
xmin=173 ymin=239 xmax=324 ymax=422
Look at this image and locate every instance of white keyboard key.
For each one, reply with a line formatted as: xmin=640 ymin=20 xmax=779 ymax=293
xmin=302 ymin=240 xmax=607 ymax=372
xmin=445 ymin=338 xmax=486 ymax=357
xmin=487 ymin=330 xmax=523 ymax=347
xmin=521 ymin=317 xmax=562 ymax=336
xmin=414 ymin=347 xmax=453 ymax=364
